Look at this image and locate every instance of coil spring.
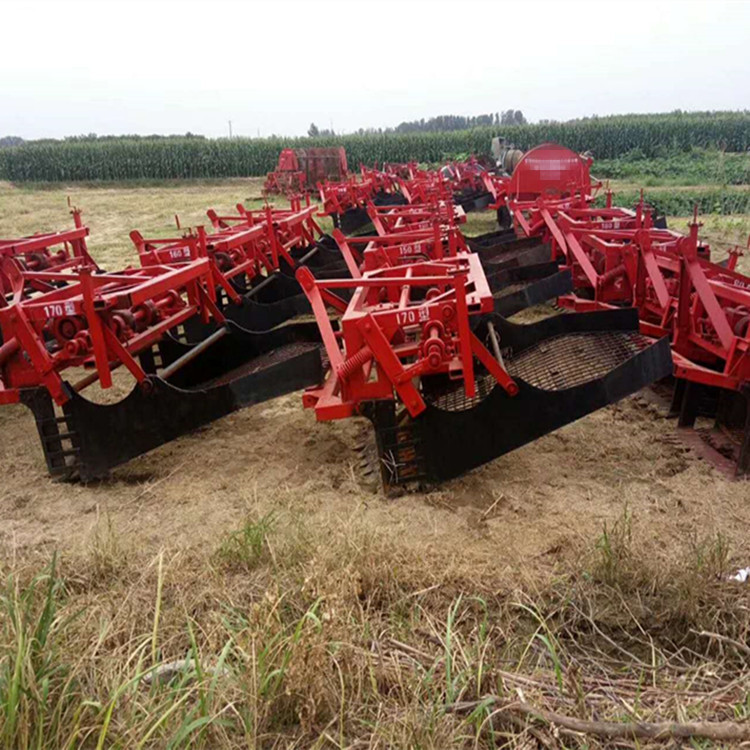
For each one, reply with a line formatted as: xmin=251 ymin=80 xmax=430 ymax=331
xmin=338 ymin=345 xmax=373 ymax=380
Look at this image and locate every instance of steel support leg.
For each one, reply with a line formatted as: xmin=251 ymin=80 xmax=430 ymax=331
xmin=678 ymin=381 xmax=701 ymax=428
xmin=669 ymin=378 xmax=686 ymax=418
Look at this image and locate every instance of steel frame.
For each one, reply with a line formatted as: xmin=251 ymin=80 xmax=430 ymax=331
xmin=0 ymin=257 xmax=221 ymax=406
xmin=0 ymin=208 xmax=96 ymax=295
xmin=264 ymin=147 xmax=348 ymax=197
xmin=297 ymin=253 xmax=518 ymax=422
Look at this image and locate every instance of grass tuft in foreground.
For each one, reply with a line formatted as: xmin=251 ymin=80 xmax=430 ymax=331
xmin=2 ymin=506 xmax=750 ymax=748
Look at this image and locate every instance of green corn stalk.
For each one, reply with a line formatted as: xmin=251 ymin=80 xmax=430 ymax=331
xmin=0 ymin=112 xmax=748 ymax=182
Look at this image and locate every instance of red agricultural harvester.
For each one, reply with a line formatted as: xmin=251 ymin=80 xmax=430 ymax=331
xmin=317 ymin=159 xmax=495 ymax=235
xmin=317 ymin=171 xmax=408 ymax=234
xmin=0 ymin=205 xmax=339 ymax=480
xmin=264 ymin=147 xmax=348 ymax=197
xmin=133 ymin=201 xmax=348 ymax=333
xmin=472 ymin=143 xmax=750 ymax=475
xmin=528 ymin=198 xmax=750 ymax=473
xmin=1 ymin=142 xmax=748 ymax=486
xmin=0 ymin=206 xmax=95 ymax=295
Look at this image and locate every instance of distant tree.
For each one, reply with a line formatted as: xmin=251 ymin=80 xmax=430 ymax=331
xmin=0 ymin=136 xmax=24 ymax=148
xmin=307 ymin=122 xmax=320 ymax=137
xmin=497 ymin=110 xmax=526 ymax=126
xmin=388 ymin=111 xmax=531 ymax=133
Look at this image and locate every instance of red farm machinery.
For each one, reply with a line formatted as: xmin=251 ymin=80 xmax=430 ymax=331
xmin=264 ymin=147 xmax=349 ymax=197
xmin=477 ymin=143 xmax=750 ymax=475
xmin=296 ymin=204 xmax=671 ymax=487
xmin=1 ymin=142 xmax=748 ymax=486
xmin=0 ymin=205 xmax=337 ymax=479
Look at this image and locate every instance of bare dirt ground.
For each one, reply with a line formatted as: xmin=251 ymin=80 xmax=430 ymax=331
xmin=4 ymin=384 xmax=750 ymax=563
xmin=1 ymin=180 xmax=748 ymax=565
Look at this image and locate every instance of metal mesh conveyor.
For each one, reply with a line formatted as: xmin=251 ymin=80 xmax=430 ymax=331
xmin=426 ymin=375 xmax=496 ymax=412
xmin=426 ymin=331 xmax=652 ymax=414
xmin=506 ymin=331 xmax=652 ymax=391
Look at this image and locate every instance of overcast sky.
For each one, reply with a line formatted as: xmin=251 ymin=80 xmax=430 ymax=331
xmin=1 ymin=0 xmax=748 ymax=140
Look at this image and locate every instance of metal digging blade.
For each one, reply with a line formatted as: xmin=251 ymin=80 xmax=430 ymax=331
xmin=487 ymin=262 xmax=573 ymax=318
xmin=456 ymin=190 xmax=493 ymax=213
xmin=367 ymin=309 xmax=673 ymax=488
xmin=474 ymin=237 xmax=553 ymax=268
xmin=182 ymin=263 xmax=351 ymax=340
xmin=466 ymin=228 xmax=518 ymax=249
xmin=21 ymin=321 xmax=323 ymax=481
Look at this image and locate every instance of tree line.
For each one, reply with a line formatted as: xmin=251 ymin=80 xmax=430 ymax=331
xmin=308 ymin=110 xmax=527 ymax=137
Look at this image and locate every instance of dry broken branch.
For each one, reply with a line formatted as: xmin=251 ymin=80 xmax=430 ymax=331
xmin=445 ymin=696 xmax=750 ymax=742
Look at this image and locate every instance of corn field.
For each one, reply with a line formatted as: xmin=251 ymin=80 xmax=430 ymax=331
xmin=0 ymin=112 xmax=748 ymax=182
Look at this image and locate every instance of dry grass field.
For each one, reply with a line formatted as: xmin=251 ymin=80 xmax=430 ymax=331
xmin=1 ymin=179 xmax=749 ymax=748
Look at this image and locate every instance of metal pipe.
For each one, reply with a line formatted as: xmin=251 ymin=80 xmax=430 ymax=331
xmin=73 ymin=360 xmax=121 ymax=392
xmin=487 ymin=321 xmax=505 ymax=369
xmin=398 ymin=267 xmax=413 ymax=310
xmin=159 ymin=327 xmax=228 ymax=380
xmin=244 ymin=272 xmax=279 ymax=299
xmin=297 ymin=244 xmax=320 ymax=265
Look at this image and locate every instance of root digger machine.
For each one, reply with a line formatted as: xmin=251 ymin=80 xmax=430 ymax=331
xmin=296 ymin=229 xmax=671 ymax=489
xmin=264 ymin=147 xmax=348 ymax=197
xmin=297 ymin=142 xmax=749 ymax=483
xmin=2 ymin=142 xmax=748 ymax=486
xmin=484 ymin=143 xmax=750 ymax=475
xmin=134 ymin=201 xmax=348 ymax=335
xmin=0 ymin=206 xmax=331 ymax=480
